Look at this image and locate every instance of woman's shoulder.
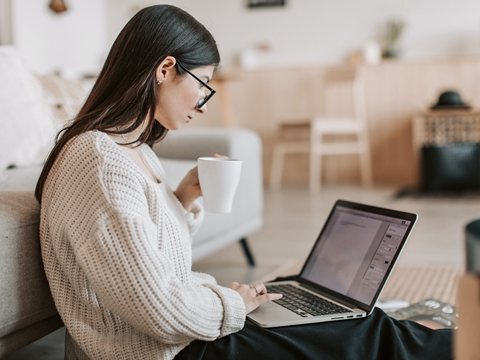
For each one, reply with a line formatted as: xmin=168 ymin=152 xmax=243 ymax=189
xmin=62 ymin=130 xmax=126 ymax=160
xmin=57 ymin=130 xmax=125 ymax=171
xmin=65 ymin=130 xmax=113 ymax=152
xmin=50 ymin=130 xmax=144 ymax=195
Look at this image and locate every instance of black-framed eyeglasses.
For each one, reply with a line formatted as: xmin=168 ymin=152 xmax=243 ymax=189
xmin=177 ymin=63 xmax=216 ymax=109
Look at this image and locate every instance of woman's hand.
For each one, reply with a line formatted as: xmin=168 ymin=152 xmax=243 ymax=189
xmin=228 ymin=282 xmax=283 ymax=314
xmin=174 ymin=154 xmax=227 ymax=212
xmin=174 ymin=166 xmax=201 ymax=212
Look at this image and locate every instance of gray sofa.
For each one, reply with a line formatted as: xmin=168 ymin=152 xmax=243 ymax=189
xmin=0 ymin=45 xmax=264 ymax=357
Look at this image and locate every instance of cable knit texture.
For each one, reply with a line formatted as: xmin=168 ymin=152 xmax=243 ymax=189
xmin=39 ymin=131 xmax=246 ymax=359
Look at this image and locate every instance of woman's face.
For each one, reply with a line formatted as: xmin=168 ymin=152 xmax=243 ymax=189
xmin=154 ymin=62 xmax=215 ymax=130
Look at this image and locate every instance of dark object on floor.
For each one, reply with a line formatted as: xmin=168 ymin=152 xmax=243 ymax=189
xmin=421 ymin=143 xmax=480 ymax=192
xmin=465 ymin=219 xmax=480 ymax=274
xmin=394 ymin=186 xmax=480 ymax=199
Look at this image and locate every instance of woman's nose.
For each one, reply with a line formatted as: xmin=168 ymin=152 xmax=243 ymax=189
xmin=196 ymin=103 xmax=207 ymax=114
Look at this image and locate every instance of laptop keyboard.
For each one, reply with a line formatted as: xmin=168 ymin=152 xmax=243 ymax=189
xmin=266 ymin=284 xmax=352 ymax=318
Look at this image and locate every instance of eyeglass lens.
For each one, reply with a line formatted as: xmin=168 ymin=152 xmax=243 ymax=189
xmin=177 ymin=63 xmax=215 ymax=109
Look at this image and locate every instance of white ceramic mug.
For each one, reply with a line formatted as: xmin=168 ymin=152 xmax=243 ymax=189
xmin=197 ymin=157 xmax=242 ymax=213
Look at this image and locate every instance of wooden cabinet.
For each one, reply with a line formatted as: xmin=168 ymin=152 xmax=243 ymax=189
xmin=196 ymin=57 xmax=480 ymax=186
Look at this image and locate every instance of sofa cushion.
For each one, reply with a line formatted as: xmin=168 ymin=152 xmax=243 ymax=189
xmin=0 ymin=166 xmax=43 ymax=191
xmin=0 ymin=191 xmax=59 ymax=339
xmin=0 ymin=46 xmax=56 ymax=176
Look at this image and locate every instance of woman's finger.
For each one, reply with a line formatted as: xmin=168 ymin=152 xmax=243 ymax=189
xmin=258 ymin=292 xmax=283 ymax=304
xmin=212 ymin=153 xmax=228 ymax=159
xmin=251 ymin=282 xmax=267 ymax=296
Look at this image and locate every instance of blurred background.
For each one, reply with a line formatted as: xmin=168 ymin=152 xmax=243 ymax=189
xmin=2 ymin=2 xmax=480 ymax=358
xmin=0 ymin=0 xmax=480 ymax=186
xmin=2 ymin=0 xmax=480 ymax=188
xmin=2 ymin=0 xmax=480 ymax=75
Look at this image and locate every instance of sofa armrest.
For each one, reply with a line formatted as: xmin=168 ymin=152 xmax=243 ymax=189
xmin=0 ymin=191 xmax=63 ymax=357
xmin=152 ymin=128 xmax=263 ymax=198
xmin=152 ymin=127 xmax=260 ymax=161
xmin=152 ymin=127 xmax=264 ymax=260
xmin=152 ymin=128 xmax=263 ymax=204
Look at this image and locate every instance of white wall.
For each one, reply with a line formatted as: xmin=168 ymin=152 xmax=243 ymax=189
xmin=3 ymin=0 xmax=480 ymax=75
xmin=8 ymin=0 xmax=108 ymax=76
xmin=105 ymin=0 xmax=480 ymax=70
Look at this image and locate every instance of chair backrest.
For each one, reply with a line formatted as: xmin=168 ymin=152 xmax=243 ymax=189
xmin=321 ymin=65 xmax=366 ymax=121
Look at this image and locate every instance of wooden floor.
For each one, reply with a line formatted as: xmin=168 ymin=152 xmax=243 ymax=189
xmin=5 ymin=185 xmax=479 ymax=359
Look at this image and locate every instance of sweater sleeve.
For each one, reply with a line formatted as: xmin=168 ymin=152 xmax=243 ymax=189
xmin=76 ymin=213 xmax=245 ymax=342
xmin=50 ymin=135 xmax=245 ymax=344
xmin=177 ymin=197 xmax=205 ymax=237
xmin=191 ymin=271 xmax=218 ymax=286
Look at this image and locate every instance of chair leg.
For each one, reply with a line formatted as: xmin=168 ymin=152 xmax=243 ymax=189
xmin=239 ymin=238 xmax=256 ymax=267
xmin=269 ymin=146 xmax=285 ymax=190
xmin=359 ymin=153 xmax=373 ymax=186
xmin=309 ymin=152 xmax=322 ymax=194
xmin=326 ymin=155 xmax=339 ymax=184
xmin=359 ymin=140 xmax=373 ymax=187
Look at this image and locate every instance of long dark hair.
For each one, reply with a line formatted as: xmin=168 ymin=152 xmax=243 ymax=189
xmin=35 ymin=5 xmax=220 ymax=202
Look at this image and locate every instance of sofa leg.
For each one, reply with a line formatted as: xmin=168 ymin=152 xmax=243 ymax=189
xmin=239 ymin=238 xmax=256 ymax=267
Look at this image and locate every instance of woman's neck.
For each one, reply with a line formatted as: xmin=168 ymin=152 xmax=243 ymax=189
xmin=106 ymin=123 xmax=146 ymax=147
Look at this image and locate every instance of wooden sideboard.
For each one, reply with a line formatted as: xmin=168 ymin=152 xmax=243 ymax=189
xmin=191 ymin=56 xmax=480 ymax=187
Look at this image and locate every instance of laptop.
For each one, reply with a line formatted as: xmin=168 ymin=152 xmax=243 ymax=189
xmin=247 ymin=199 xmax=418 ymax=328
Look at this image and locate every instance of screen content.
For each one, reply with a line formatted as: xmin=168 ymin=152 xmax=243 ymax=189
xmin=301 ymin=206 xmax=411 ymax=305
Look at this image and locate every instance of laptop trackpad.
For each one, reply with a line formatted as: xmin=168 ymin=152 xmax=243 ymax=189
xmin=249 ymin=301 xmax=302 ymax=325
xmin=259 ymin=301 xmax=278 ymax=309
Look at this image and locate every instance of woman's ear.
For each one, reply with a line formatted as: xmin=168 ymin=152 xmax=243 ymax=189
xmin=156 ymin=56 xmax=177 ymax=83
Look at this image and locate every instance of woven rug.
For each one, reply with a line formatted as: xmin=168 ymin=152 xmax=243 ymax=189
xmin=260 ymin=259 xmax=464 ymax=305
xmin=381 ymin=265 xmax=464 ymax=305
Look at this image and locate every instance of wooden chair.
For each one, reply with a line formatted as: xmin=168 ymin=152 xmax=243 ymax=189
xmin=269 ymin=65 xmax=373 ymax=192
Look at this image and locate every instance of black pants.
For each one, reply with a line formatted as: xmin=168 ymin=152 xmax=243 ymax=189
xmin=176 ymin=278 xmax=453 ymax=360
xmin=176 ymin=309 xmax=452 ymax=360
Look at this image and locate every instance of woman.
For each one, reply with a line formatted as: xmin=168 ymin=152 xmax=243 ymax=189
xmin=35 ymin=5 xmax=453 ymax=360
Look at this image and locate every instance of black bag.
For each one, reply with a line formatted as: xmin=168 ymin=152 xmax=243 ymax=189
xmin=421 ymin=143 xmax=480 ymax=192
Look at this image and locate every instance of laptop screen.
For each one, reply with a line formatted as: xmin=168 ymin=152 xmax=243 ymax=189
xmin=300 ymin=200 xmax=417 ymax=308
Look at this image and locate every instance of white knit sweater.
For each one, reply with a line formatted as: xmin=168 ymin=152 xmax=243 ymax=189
xmin=40 ymin=131 xmax=246 ymax=359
